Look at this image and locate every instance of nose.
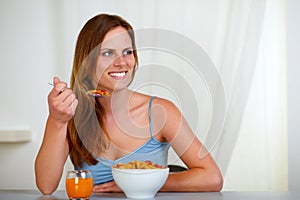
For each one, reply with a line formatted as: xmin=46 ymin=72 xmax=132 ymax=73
xmin=113 ymin=55 xmax=126 ymax=67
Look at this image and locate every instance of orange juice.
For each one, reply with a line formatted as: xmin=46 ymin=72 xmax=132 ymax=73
xmin=66 ymin=177 xmax=93 ymax=199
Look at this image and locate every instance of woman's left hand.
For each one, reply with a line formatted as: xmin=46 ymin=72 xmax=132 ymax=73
xmin=93 ymin=181 xmax=122 ymax=193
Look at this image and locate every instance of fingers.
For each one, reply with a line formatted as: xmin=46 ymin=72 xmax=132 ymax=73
xmin=53 ymin=76 xmax=60 ymax=85
xmin=49 ymin=77 xmax=68 ymax=98
xmin=53 ymin=89 xmax=77 ymax=112
xmin=56 ymin=88 xmax=74 ymax=105
xmin=93 ymin=181 xmax=121 ymax=193
xmin=48 ymin=77 xmax=78 ymax=123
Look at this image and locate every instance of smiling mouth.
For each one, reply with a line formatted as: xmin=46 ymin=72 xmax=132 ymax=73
xmin=108 ymin=71 xmax=127 ymax=79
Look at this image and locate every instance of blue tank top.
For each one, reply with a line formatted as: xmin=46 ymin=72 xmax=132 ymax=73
xmin=75 ymin=96 xmax=170 ymax=185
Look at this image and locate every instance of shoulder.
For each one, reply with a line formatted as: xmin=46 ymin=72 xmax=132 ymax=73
xmin=130 ymin=92 xmax=175 ymax=109
xmin=131 ymin=92 xmax=182 ymax=118
xmin=151 ymin=97 xmax=181 ymax=115
xmin=151 ymin=97 xmax=184 ymax=133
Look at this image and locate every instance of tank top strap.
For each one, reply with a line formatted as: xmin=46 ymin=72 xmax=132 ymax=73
xmin=148 ymin=96 xmax=156 ymax=137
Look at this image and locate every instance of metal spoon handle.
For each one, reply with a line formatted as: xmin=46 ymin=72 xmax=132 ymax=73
xmin=48 ymin=83 xmax=110 ymax=97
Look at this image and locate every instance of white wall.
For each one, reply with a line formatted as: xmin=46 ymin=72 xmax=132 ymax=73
xmin=0 ymin=0 xmax=71 ymax=189
xmin=286 ymin=0 xmax=300 ymax=191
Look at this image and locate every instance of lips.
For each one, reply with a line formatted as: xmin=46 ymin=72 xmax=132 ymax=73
xmin=108 ymin=71 xmax=127 ymax=79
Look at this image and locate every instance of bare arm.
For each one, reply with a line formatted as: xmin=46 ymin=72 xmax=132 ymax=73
xmin=154 ymin=98 xmax=223 ymax=192
xmin=35 ymin=77 xmax=78 ymax=194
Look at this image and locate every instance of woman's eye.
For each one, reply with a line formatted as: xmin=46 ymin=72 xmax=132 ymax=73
xmin=102 ymin=51 xmax=113 ymax=57
xmin=123 ymin=49 xmax=133 ymax=55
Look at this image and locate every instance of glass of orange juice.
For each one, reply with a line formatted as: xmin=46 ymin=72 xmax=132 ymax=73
xmin=66 ymin=170 xmax=93 ymax=200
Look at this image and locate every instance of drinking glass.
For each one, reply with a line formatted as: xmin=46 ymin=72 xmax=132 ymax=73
xmin=66 ymin=170 xmax=93 ymax=200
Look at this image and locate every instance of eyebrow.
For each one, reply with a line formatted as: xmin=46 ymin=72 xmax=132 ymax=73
xmin=100 ymin=47 xmax=133 ymax=51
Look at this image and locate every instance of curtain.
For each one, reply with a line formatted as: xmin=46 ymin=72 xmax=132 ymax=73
xmin=216 ymin=0 xmax=288 ymax=190
xmin=57 ymin=0 xmax=287 ymax=191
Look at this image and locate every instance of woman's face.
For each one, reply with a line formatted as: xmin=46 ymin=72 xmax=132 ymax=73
xmin=95 ymin=26 xmax=136 ymax=92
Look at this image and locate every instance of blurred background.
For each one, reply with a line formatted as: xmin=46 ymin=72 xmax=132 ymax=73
xmin=0 ymin=0 xmax=299 ymax=192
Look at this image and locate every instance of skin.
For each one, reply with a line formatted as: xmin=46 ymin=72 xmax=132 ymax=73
xmin=35 ymin=27 xmax=223 ymax=195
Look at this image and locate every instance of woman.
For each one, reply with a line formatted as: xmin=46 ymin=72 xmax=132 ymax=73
xmin=35 ymin=14 xmax=223 ymax=195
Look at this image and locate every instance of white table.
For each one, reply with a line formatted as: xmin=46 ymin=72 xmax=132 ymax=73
xmin=0 ymin=190 xmax=299 ymax=200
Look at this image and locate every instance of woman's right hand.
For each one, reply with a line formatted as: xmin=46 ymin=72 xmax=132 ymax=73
xmin=47 ymin=77 xmax=78 ymax=124
xmin=35 ymin=76 xmax=75 ymax=195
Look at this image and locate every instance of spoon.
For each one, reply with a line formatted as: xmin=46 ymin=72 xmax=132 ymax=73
xmin=48 ymin=83 xmax=110 ymax=97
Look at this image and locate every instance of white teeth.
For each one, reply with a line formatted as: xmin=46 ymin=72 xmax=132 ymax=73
xmin=109 ymin=72 xmax=126 ymax=77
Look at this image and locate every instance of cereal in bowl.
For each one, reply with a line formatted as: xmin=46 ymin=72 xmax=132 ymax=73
xmin=112 ymin=160 xmax=166 ymax=169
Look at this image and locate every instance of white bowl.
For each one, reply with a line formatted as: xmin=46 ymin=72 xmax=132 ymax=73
xmin=112 ymin=167 xmax=169 ymax=199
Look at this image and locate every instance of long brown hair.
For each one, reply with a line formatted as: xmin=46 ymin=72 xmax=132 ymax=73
xmin=67 ymin=14 xmax=138 ymax=167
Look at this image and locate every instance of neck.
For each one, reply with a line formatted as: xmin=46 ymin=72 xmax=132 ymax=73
xmin=97 ymin=89 xmax=133 ymax=115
